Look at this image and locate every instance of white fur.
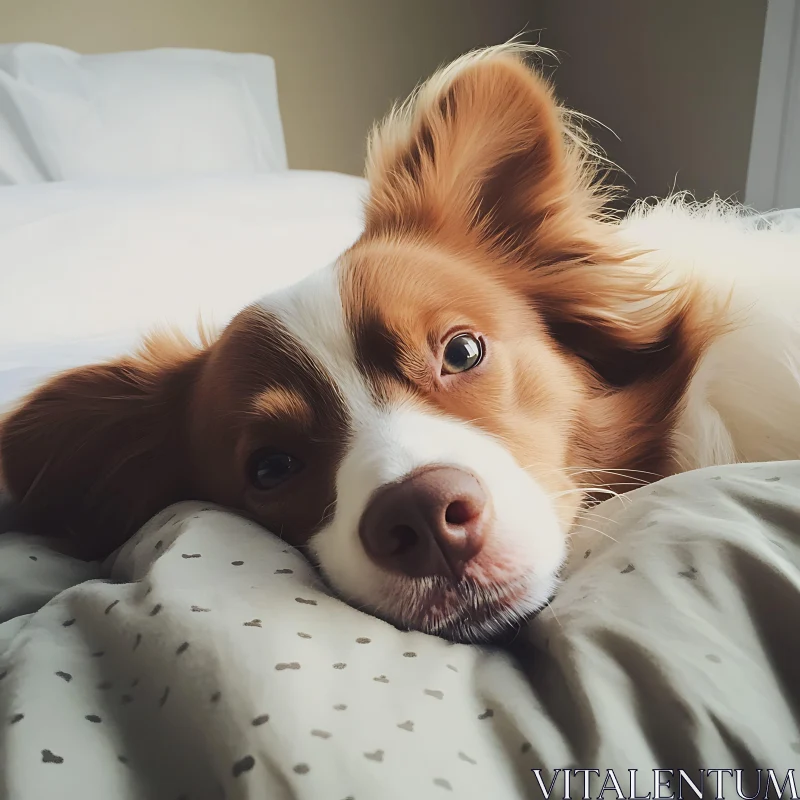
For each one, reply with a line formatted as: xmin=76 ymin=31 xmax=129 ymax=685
xmin=315 ymin=405 xmax=565 ymax=636
xmin=620 ymin=198 xmax=800 ymax=470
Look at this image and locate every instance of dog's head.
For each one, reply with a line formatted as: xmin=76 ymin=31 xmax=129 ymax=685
xmin=0 ymin=47 xmax=708 ymax=641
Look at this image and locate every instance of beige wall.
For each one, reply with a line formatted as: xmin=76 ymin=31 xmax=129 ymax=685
xmin=534 ymin=1 xmax=768 ymax=206
xmin=0 ymin=0 xmax=523 ymax=176
xmin=0 ymin=0 xmax=767 ymax=204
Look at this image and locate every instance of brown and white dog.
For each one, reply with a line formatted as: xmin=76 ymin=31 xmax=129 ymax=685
xmin=2 ymin=45 xmax=800 ymax=642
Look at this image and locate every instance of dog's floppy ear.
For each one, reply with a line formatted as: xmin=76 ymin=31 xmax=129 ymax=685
xmin=0 ymin=331 xmax=209 ymax=560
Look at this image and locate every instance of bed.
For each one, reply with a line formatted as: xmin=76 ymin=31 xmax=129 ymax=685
xmin=1 ymin=44 xmax=799 ymax=800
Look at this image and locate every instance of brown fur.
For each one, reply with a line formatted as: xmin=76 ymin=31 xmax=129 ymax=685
xmin=344 ymin=48 xmax=719 ymax=512
xmin=0 ymin=330 xmax=209 ymax=558
xmin=0 ymin=310 xmax=348 ymax=559
xmin=0 ymin=47 xmax=721 ymax=565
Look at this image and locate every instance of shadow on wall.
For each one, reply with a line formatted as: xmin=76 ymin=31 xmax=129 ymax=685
xmin=0 ymin=0 xmax=767 ymax=205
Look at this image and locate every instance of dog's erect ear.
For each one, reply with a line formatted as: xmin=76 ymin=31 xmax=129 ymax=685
xmin=362 ymin=45 xmax=714 ymax=388
xmin=363 ymin=45 xmax=610 ymax=266
xmin=0 ymin=332 xmax=209 ymax=560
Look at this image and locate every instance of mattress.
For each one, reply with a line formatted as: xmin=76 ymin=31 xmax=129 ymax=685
xmin=1 ymin=460 xmax=799 ymax=799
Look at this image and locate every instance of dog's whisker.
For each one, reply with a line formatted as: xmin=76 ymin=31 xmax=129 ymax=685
xmin=569 ymin=522 xmax=620 ymax=543
xmin=541 ymin=597 xmax=564 ymax=630
xmin=552 ymin=486 xmax=631 ymax=506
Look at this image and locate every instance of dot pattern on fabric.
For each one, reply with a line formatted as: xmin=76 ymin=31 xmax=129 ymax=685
xmin=232 ymin=755 xmax=255 ymax=777
xmin=17 ymin=488 xmax=776 ymax=799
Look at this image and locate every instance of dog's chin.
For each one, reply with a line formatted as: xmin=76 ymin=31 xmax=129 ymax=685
xmin=372 ymin=574 xmax=553 ymax=644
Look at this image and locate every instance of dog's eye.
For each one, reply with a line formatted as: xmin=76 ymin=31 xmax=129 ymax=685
xmin=247 ymin=450 xmax=304 ymax=490
xmin=442 ymin=333 xmax=484 ymax=374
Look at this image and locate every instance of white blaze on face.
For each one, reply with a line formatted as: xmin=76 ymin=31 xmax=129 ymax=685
xmin=264 ymin=261 xmax=568 ymax=636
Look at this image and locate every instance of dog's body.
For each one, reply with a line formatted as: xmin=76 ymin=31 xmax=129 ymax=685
xmin=2 ymin=45 xmax=799 ymax=642
xmin=620 ymin=199 xmax=800 ymax=471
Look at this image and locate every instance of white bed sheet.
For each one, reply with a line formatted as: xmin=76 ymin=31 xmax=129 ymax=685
xmin=0 ymin=170 xmax=367 ymax=408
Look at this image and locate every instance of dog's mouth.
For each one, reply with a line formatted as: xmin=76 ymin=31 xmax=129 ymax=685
xmin=376 ymin=575 xmax=542 ymax=644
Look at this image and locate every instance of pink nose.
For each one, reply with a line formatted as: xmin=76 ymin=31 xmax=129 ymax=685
xmin=358 ymin=466 xmax=489 ymax=580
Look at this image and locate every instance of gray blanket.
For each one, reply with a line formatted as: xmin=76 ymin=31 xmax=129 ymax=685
xmin=1 ymin=461 xmax=799 ymax=799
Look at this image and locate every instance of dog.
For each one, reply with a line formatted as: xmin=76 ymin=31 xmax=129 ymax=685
xmin=2 ymin=44 xmax=800 ymax=643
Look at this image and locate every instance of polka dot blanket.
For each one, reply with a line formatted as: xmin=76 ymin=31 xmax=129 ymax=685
xmin=2 ymin=462 xmax=800 ymax=799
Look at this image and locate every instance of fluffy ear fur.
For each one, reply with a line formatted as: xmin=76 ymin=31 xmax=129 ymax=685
xmin=364 ymin=44 xmax=611 ymax=263
xmin=363 ymin=44 xmax=709 ymax=387
xmin=0 ymin=331 xmax=209 ymax=560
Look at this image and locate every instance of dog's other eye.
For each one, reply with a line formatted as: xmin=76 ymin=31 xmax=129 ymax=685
xmin=442 ymin=333 xmax=484 ymax=374
xmin=247 ymin=449 xmax=304 ymax=490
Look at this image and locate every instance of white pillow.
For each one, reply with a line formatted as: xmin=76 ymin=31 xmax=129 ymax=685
xmin=0 ymin=170 xmax=367 ymax=408
xmin=0 ymin=43 xmax=288 ymax=185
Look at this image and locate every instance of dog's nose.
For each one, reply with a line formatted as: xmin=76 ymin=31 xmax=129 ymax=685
xmin=358 ymin=466 xmax=489 ymax=580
